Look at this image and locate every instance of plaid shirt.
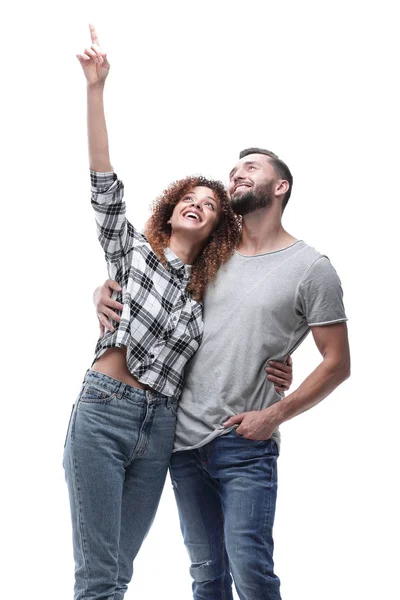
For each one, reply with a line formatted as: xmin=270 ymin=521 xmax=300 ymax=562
xmin=90 ymin=171 xmax=203 ymax=398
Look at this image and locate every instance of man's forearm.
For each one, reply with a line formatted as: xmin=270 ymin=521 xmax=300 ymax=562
xmin=87 ymin=83 xmax=112 ymax=172
xmin=266 ymin=356 xmax=350 ymax=428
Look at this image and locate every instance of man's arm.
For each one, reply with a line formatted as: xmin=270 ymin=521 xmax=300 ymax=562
xmin=93 ymin=280 xmax=124 ymax=337
xmin=224 ymin=322 xmax=350 ymax=439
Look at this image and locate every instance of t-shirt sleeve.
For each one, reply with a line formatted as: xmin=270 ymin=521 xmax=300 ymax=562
xmin=296 ymin=256 xmax=348 ymax=326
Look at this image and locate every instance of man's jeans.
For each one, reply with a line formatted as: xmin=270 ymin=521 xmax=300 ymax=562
xmin=63 ymin=370 xmax=177 ymax=600
xmin=169 ymin=431 xmax=281 ymax=600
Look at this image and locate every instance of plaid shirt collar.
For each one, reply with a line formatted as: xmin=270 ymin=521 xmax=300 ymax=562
xmin=164 ymin=248 xmax=192 ymax=281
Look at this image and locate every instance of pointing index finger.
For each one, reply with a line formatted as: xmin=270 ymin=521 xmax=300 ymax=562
xmin=89 ymin=23 xmax=100 ymax=46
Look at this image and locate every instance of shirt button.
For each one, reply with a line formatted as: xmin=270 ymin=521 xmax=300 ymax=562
xmin=149 ymin=354 xmax=155 ymax=359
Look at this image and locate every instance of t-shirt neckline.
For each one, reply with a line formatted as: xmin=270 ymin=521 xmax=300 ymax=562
xmin=234 ymin=239 xmax=303 ymax=258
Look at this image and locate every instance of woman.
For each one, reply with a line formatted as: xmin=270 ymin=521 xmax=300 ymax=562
xmin=64 ymin=25 xmax=291 ymax=600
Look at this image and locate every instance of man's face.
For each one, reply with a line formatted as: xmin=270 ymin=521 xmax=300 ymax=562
xmin=228 ymin=154 xmax=277 ymax=216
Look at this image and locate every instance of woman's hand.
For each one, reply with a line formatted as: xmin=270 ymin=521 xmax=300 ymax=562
xmin=77 ymin=24 xmax=110 ymax=87
xmin=265 ymin=356 xmax=293 ymax=393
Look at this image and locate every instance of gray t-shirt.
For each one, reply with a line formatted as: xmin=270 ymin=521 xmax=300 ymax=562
xmin=173 ymin=240 xmax=347 ymax=451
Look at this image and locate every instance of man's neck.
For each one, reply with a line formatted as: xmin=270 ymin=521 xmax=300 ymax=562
xmin=236 ymin=206 xmax=297 ymax=256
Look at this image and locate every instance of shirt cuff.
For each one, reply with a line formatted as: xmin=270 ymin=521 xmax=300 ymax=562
xmin=90 ymin=170 xmax=118 ymax=193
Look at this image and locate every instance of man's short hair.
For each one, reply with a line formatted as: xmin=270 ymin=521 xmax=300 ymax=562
xmin=239 ymin=147 xmax=293 ymax=210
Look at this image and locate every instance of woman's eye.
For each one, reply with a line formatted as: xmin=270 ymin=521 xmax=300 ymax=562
xmin=205 ymin=202 xmax=215 ymax=210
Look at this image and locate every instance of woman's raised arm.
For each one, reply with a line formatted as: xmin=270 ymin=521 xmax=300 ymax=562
xmin=77 ymin=24 xmax=112 ymax=172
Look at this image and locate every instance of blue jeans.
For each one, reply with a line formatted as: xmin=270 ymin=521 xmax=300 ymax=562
xmin=169 ymin=431 xmax=281 ymax=600
xmin=63 ymin=370 xmax=178 ymax=600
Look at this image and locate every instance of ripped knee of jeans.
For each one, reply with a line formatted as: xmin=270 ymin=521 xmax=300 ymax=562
xmin=190 ymin=559 xmax=224 ymax=583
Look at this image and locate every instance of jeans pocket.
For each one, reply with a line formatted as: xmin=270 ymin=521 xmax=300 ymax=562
xmin=265 ymin=437 xmax=279 ymax=456
xmin=170 ymin=400 xmax=179 ymax=418
xmin=64 ymin=404 xmax=75 ymax=448
xmin=80 ymin=384 xmax=116 ymax=404
xmin=233 ymin=429 xmax=278 ymax=453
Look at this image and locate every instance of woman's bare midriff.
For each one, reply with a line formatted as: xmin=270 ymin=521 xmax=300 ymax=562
xmin=91 ymin=347 xmax=151 ymax=390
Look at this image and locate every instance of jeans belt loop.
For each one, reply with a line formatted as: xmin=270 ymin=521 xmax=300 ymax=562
xmin=117 ymin=382 xmax=125 ymax=399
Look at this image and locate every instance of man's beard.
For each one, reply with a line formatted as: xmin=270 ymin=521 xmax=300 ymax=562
xmin=230 ymin=182 xmax=273 ymax=216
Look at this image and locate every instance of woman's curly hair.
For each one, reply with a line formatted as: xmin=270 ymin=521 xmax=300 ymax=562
xmin=144 ymin=176 xmax=241 ymax=301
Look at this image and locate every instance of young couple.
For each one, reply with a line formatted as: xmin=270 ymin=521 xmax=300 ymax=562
xmin=63 ymin=25 xmax=350 ymax=600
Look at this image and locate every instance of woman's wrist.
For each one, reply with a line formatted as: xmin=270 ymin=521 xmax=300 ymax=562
xmin=87 ymin=80 xmax=106 ymax=93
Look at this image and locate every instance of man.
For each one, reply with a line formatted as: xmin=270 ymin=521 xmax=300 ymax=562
xmin=95 ymin=148 xmax=350 ymax=600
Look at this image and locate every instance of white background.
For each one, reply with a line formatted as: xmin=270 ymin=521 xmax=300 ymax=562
xmin=1 ymin=1 xmax=399 ymax=599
